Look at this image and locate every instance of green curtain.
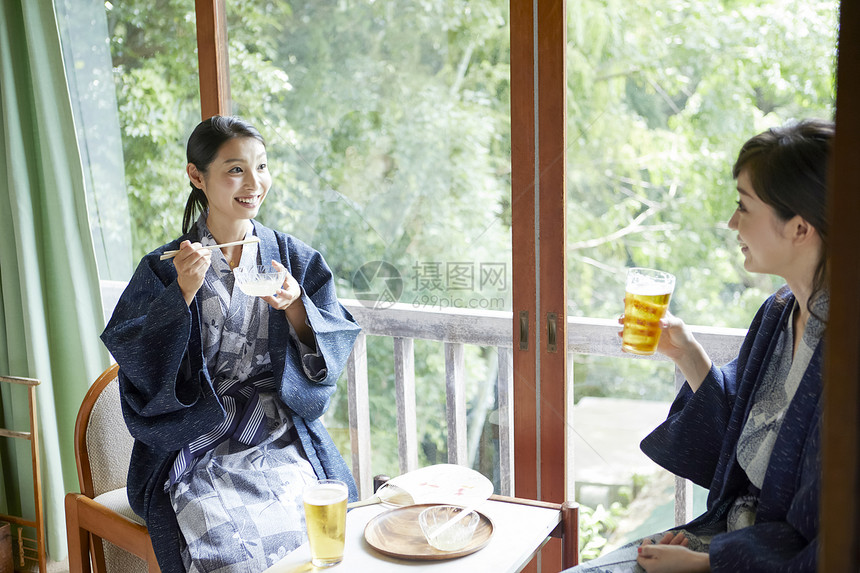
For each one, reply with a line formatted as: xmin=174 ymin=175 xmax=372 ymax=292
xmin=0 ymin=0 xmax=111 ymax=562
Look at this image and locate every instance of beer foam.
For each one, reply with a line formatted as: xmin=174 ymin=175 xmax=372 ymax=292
xmin=626 ymin=281 xmax=673 ymax=296
xmin=304 ymin=484 xmax=348 ymax=505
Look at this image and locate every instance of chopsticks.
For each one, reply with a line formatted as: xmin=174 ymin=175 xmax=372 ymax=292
xmin=159 ymin=237 xmax=261 ymax=260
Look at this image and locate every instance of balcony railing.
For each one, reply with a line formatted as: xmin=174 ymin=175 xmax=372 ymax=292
xmin=100 ymin=281 xmax=746 ymax=526
xmin=339 ymin=298 xmax=747 ymax=526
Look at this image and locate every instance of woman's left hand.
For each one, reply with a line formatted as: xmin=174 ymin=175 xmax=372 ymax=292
xmin=261 ymin=260 xmax=302 ymax=311
xmin=636 ymin=535 xmax=710 ymax=573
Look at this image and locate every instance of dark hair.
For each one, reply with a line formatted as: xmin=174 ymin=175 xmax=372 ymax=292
xmin=182 ymin=115 xmax=266 ymax=233
xmin=732 ymin=119 xmax=834 ymax=316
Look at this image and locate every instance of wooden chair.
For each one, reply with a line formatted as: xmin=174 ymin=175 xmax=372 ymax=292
xmin=65 ymin=364 xmax=160 ymax=573
xmin=0 ymin=374 xmax=46 ymax=572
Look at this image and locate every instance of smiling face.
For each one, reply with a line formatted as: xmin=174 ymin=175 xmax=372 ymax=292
xmin=728 ymin=169 xmax=799 ymax=277
xmin=189 ymin=136 xmax=272 ymax=231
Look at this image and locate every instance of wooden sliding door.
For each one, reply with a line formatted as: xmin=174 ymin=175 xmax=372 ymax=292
xmin=511 ymin=0 xmax=568 ymax=570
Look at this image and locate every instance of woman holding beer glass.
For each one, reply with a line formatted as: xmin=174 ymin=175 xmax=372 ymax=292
xmin=565 ymin=119 xmax=833 ymax=573
xmin=102 ymin=116 xmax=359 ymax=573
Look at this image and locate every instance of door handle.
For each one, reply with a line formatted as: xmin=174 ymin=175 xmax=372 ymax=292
xmin=547 ymin=312 xmax=558 ymax=353
xmin=519 ymin=311 xmax=529 ymax=350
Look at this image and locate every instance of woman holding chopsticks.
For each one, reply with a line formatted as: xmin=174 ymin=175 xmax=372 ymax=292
xmin=102 ymin=115 xmax=360 ymax=573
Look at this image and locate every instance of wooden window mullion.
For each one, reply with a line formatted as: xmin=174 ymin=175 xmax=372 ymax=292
xmin=194 ymin=0 xmax=230 ymax=119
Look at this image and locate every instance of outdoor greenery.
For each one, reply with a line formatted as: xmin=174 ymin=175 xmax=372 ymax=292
xmin=96 ymin=0 xmax=836 ymax=519
xmin=578 ymin=502 xmax=625 ymax=561
xmin=564 ymin=0 xmax=838 ymax=329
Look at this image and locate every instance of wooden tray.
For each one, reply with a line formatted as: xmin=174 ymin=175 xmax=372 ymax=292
xmin=364 ymin=504 xmax=494 ymax=560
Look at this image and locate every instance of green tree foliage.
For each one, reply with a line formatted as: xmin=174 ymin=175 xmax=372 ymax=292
xmin=562 ymin=0 xmax=837 ymax=402
xmin=105 ymin=0 xmax=202 ymax=251
xmin=225 ymin=0 xmax=512 ymax=295
xmin=565 ymin=0 xmax=837 ymax=326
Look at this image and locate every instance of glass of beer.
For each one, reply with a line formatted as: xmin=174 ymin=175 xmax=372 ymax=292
xmin=621 ymin=267 xmax=675 ymax=356
xmin=303 ymin=479 xmax=348 ymax=568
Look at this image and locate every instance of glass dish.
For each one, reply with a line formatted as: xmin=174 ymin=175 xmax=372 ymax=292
xmin=418 ymin=505 xmax=480 ymax=552
xmin=232 ymin=264 xmax=286 ymax=297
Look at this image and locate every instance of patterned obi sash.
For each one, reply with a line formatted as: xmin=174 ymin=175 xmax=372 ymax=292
xmin=169 ymin=371 xmax=278 ymax=484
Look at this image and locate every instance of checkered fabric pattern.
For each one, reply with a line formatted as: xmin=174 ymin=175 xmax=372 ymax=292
xmin=170 ymin=394 xmax=318 ymax=572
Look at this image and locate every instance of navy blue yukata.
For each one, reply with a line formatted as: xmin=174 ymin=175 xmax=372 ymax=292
xmin=101 ymin=219 xmax=360 ymax=573
xmin=639 ymin=286 xmax=822 ymax=572
xmin=565 ymin=286 xmax=823 ymax=573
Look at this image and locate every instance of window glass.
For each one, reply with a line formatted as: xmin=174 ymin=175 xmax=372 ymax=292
xmin=56 ymin=0 xmax=133 ymax=281
xmin=565 ymin=0 xmax=838 ymax=559
xmin=225 ymin=0 xmax=512 ymax=481
xmin=60 ymin=1 xmax=207 ymax=280
xmin=102 ymin=0 xmax=204 ymax=266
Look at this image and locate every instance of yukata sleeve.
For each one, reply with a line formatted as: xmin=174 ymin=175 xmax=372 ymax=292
xmin=272 ymin=238 xmax=361 ymax=421
xmin=640 ymin=298 xmax=771 ymax=488
xmin=286 ymin=321 xmax=328 ymax=381
xmin=640 ymin=361 xmax=739 ymax=488
xmin=100 ymin=256 xmax=224 ymax=450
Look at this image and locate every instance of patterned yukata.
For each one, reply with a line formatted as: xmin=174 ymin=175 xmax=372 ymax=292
xmin=102 ymin=216 xmax=360 ymax=573
xmin=171 ymin=396 xmax=318 ymax=572
xmin=167 ymin=219 xmax=323 ymax=572
xmin=565 ymin=288 xmax=826 ymax=573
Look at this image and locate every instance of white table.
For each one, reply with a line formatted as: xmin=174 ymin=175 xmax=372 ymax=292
xmin=265 ymin=497 xmax=564 ymax=573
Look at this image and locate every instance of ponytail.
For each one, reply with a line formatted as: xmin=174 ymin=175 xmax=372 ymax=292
xmin=182 ymin=184 xmax=208 ymax=234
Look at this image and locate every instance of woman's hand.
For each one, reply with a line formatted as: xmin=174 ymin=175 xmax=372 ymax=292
xmin=173 ymin=240 xmax=212 ymax=306
xmin=652 ymin=311 xmax=698 ymax=362
xmin=617 ymin=309 xmax=712 ymax=391
xmin=261 ymin=260 xmax=301 ymax=311
xmin=262 ymin=260 xmax=315 ymax=347
xmin=636 ymin=534 xmax=709 ymax=573
xmin=656 ymin=531 xmax=691 ymax=547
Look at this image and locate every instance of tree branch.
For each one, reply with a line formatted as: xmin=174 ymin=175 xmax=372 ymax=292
xmin=569 ymin=221 xmax=678 ymax=250
xmin=569 ymin=180 xmax=679 ymax=251
xmin=449 ymin=42 xmax=476 ymax=97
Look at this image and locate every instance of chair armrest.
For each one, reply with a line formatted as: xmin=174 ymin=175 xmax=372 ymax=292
xmin=65 ymin=493 xmax=156 ymax=567
xmin=65 ymin=494 xmax=92 ymax=573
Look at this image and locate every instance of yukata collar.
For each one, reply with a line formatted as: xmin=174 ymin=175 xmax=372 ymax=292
xmin=191 ymin=213 xmax=255 ymax=272
xmin=250 ymin=219 xmax=280 ymax=267
xmin=186 ymin=214 xmax=279 ymax=268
